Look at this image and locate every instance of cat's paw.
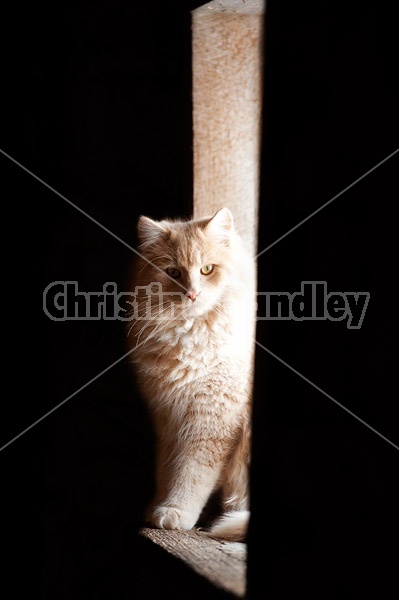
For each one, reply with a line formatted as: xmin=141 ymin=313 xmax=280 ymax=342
xmin=149 ymin=505 xmax=197 ymax=530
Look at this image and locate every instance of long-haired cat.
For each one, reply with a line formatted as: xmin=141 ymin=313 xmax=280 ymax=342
xmin=127 ymin=207 xmax=256 ymax=541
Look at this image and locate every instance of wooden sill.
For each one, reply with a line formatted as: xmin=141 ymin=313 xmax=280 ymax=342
xmin=140 ymin=527 xmax=246 ymax=597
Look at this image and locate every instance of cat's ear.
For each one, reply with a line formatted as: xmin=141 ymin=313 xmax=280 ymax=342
xmin=205 ymin=207 xmax=233 ymax=243
xmin=137 ymin=216 xmax=166 ymax=244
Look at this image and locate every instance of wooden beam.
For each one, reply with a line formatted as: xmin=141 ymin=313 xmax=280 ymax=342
xmin=192 ymin=0 xmax=265 ymax=254
xmin=141 ymin=527 xmax=247 ymax=597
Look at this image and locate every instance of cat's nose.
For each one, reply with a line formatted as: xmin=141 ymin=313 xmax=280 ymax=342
xmin=186 ymin=290 xmax=201 ymax=302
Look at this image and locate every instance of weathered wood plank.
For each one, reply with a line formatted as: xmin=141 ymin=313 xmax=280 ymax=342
xmin=140 ymin=527 xmax=247 ymax=597
xmin=192 ymin=0 xmax=265 ymax=255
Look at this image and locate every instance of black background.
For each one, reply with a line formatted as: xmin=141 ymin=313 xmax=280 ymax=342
xmin=2 ymin=1 xmax=398 ymax=598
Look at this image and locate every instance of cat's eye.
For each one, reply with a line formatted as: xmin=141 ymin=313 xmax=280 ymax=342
xmin=166 ymin=267 xmax=181 ymax=279
xmin=200 ymin=264 xmax=214 ymax=275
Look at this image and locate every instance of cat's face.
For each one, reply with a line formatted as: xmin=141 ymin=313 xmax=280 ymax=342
xmin=136 ymin=208 xmax=235 ymax=319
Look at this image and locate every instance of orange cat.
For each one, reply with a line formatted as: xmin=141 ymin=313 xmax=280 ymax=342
xmin=127 ymin=208 xmax=256 ymax=541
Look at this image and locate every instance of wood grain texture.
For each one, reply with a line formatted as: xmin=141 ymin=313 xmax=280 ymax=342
xmin=140 ymin=527 xmax=247 ymax=597
xmin=192 ymin=1 xmax=264 ymax=254
xmin=195 ymin=0 xmax=264 ymax=15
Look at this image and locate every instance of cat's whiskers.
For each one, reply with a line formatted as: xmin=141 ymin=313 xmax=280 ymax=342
xmin=210 ymin=300 xmax=225 ymax=318
xmin=137 ymin=262 xmax=152 ymax=277
xmin=134 ymin=318 xmax=156 ymax=348
xmin=127 ymin=300 xmax=163 ymax=342
xmin=137 ymin=303 xmax=180 ymax=349
xmin=133 ymin=301 xmax=178 ymax=348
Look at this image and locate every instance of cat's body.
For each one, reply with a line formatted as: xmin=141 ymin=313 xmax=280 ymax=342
xmin=127 ymin=208 xmax=256 ymax=541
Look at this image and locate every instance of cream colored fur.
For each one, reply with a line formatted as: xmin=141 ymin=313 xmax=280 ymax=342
xmin=127 ymin=208 xmax=256 ymax=541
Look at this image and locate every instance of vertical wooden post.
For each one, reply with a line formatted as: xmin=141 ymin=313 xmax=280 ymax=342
xmin=191 ymin=0 xmax=265 ymax=255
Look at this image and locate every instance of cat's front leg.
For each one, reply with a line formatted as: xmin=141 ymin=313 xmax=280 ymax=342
xmin=147 ymin=438 xmax=226 ymax=531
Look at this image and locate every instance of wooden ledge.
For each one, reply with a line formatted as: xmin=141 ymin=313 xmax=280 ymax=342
xmin=194 ymin=0 xmax=265 ymax=15
xmin=140 ymin=527 xmax=247 ymax=597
